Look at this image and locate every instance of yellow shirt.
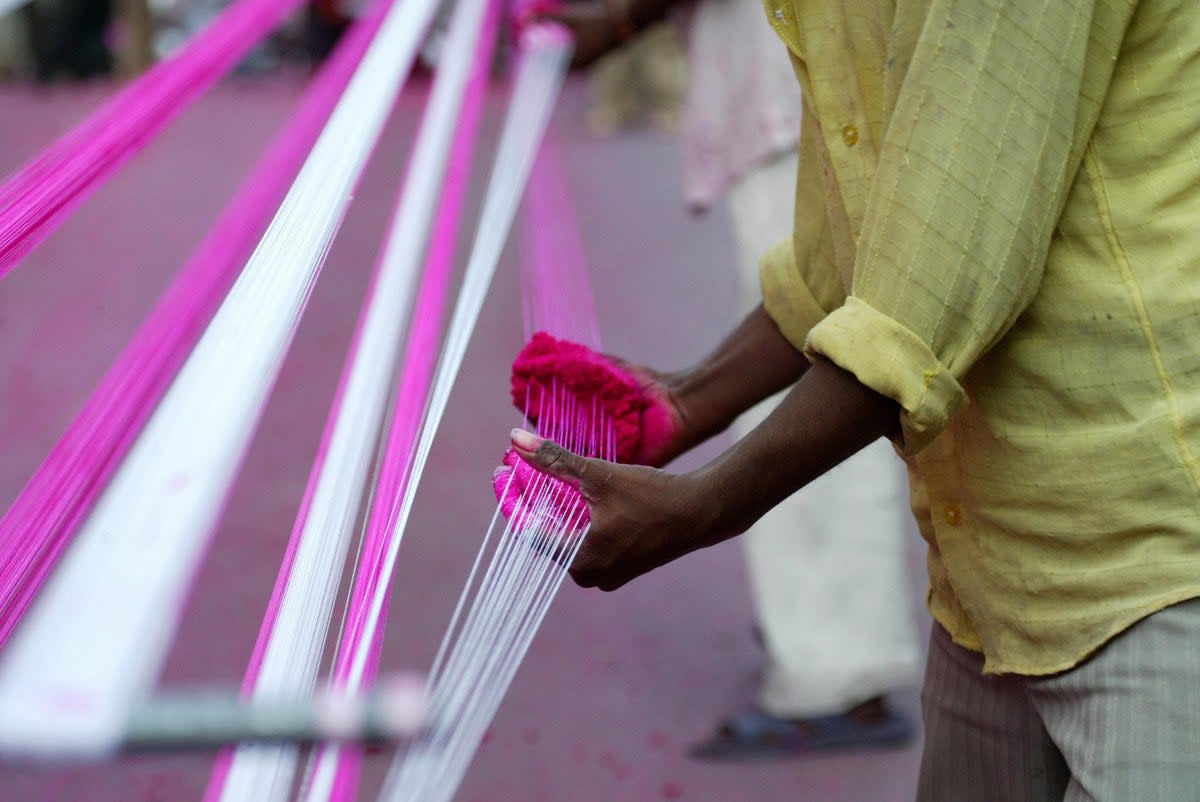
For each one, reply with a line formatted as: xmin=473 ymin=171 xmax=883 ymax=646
xmin=758 ymin=0 xmax=1200 ymax=675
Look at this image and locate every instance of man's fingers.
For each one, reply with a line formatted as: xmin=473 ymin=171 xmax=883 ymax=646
xmin=568 ymin=562 xmax=599 ymax=589
xmin=528 ymin=531 xmax=571 ymax=568
xmin=510 ymin=428 xmax=592 ymax=486
xmin=568 ymin=561 xmax=627 ymax=592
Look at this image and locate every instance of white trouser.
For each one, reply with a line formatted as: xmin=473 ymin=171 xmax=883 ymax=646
xmin=725 ymin=151 xmax=921 ymax=718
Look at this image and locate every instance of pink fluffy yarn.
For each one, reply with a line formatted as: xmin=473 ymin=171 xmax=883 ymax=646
xmin=492 ymin=449 xmax=589 ymax=527
xmin=509 ymin=331 xmax=676 ymax=463
xmin=493 ymin=332 xmax=679 ymax=527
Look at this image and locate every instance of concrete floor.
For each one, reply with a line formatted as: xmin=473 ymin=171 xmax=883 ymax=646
xmin=0 ymin=75 xmax=928 ymax=801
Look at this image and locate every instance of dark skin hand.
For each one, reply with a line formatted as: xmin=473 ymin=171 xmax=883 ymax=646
xmin=510 ymin=307 xmax=901 ymax=591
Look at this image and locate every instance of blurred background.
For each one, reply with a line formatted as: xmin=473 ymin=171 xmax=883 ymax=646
xmin=0 ymin=3 xmax=928 ymax=800
xmin=0 ymin=0 xmax=338 ymax=81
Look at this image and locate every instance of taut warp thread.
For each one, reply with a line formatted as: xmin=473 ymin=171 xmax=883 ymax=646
xmin=0 ymin=0 xmax=382 ymax=654
xmin=0 ymin=0 xmax=442 ymax=758
xmin=208 ymin=0 xmax=500 ymax=798
xmin=0 ymin=3 xmax=628 ymax=799
xmin=0 ymin=0 xmax=307 ymax=280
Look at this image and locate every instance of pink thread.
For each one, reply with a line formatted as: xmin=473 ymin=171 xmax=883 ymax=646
xmin=210 ymin=3 xmax=499 ymax=800
xmin=497 ymin=122 xmax=688 ymax=524
xmin=0 ymin=0 xmax=381 ymax=651
xmin=493 ymin=449 xmax=590 ymax=526
xmin=510 ymin=331 xmax=676 ymax=463
xmin=324 ymin=6 xmax=501 ymax=798
xmin=520 ymin=128 xmax=599 ymax=346
xmin=493 ymin=118 xmax=672 ymax=527
xmin=329 ymin=0 xmax=499 ymax=679
xmin=0 ymin=0 xmax=306 ymax=280
xmin=196 ymin=4 xmax=391 ymax=797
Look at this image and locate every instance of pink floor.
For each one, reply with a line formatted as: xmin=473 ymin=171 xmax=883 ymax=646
xmin=0 ymin=76 xmax=928 ymax=802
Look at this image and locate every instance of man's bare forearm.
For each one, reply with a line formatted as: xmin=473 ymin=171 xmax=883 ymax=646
xmin=683 ymin=355 xmax=900 ymax=547
xmin=665 ymin=304 xmax=812 ymax=456
xmin=510 ymin=355 xmax=900 ymax=590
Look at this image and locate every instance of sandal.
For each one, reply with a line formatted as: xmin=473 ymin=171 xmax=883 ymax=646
xmin=689 ymin=704 xmax=914 ymax=761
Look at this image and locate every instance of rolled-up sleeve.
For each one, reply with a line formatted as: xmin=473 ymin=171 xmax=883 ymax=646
xmin=760 ymin=93 xmax=845 ymax=352
xmin=803 ymin=0 xmax=1133 ymax=452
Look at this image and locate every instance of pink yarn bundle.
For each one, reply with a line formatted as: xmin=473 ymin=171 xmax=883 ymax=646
xmin=0 ymin=0 xmax=383 ymax=647
xmin=490 ymin=130 xmax=677 ymax=529
xmin=495 ymin=331 xmax=677 ymax=529
xmin=509 ymin=331 xmax=676 ymax=463
xmin=0 ymin=0 xmax=305 ymax=280
xmin=493 ymin=448 xmax=589 ymax=527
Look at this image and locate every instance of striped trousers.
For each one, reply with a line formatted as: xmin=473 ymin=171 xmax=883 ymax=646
xmin=918 ymin=599 xmax=1200 ymax=801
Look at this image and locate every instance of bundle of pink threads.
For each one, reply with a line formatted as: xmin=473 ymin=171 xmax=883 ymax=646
xmin=492 ymin=331 xmax=678 ymax=528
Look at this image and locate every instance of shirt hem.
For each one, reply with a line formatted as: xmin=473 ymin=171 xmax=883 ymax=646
xmin=940 ymin=589 xmax=1200 ymax=677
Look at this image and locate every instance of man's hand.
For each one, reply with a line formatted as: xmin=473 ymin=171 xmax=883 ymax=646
xmin=509 ymin=357 xmax=901 ymax=591
xmin=511 ymin=428 xmax=713 ymax=590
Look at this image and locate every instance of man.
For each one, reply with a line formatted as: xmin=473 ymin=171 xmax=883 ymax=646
xmin=544 ymin=0 xmax=920 ymax=760
xmin=518 ymin=0 xmax=1200 ymax=797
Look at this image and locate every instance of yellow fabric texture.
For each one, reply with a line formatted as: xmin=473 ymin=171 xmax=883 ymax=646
xmin=759 ymin=0 xmax=1200 ymax=674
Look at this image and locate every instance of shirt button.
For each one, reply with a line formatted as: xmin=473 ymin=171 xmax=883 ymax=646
xmin=773 ymin=8 xmax=784 ymax=20
xmin=943 ymin=504 xmax=962 ymax=526
xmin=841 ymin=123 xmax=859 ymax=147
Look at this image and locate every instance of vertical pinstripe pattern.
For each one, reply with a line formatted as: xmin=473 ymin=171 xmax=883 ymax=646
xmin=920 ymin=601 xmax=1200 ymax=801
xmin=1030 ymin=598 xmax=1200 ymax=801
xmin=917 ymin=625 xmax=1068 ymax=802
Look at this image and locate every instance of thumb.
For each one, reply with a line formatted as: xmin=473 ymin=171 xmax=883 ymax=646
xmin=510 ymin=428 xmax=592 ymax=487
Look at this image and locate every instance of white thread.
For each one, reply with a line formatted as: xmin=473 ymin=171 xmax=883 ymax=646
xmin=346 ymin=20 xmax=572 ymax=701
xmin=381 ymin=388 xmax=606 ymax=801
xmin=370 ymin=27 xmax=576 ymax=801
xmin=0 ymin=0 xmax=439 ymax=759
xmin=217 ymin=0 xmax=491 ymax=797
